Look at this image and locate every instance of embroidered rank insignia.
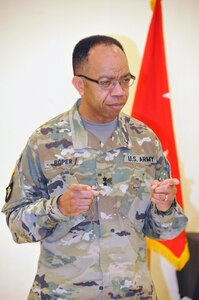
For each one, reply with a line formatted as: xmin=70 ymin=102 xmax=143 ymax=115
xmin=97 ymin=173 xmax=113 ymax=187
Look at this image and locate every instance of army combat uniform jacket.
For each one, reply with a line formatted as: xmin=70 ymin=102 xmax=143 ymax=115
xmin=2 ymin=100 xmax=187 ymax=300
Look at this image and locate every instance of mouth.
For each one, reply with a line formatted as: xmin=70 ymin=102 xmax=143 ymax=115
xmin=107 ymin=103 xmax=125 ymax=110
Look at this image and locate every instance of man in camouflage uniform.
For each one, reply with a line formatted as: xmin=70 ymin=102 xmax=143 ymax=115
xmin=2 ymin=35 xmax=187 ymax=299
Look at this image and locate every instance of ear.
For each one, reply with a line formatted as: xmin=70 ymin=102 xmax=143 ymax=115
xmin=72 ymin=76 xmax=85 ymax=96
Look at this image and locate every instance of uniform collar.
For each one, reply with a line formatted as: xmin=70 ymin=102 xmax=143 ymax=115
xmin=69 ymin=99 xmax=132 ymax=151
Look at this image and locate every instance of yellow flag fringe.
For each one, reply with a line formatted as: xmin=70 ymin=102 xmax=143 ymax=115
xmin=146 ymin=237 xmax=190 ymax=271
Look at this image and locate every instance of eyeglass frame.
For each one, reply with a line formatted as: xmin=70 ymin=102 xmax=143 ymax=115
xmin=75 ymin=73 xmax=136 ymax=90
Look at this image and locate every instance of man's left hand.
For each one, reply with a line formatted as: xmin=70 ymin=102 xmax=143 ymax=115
xmin=150 ymin=178 xmax=179 ymax=212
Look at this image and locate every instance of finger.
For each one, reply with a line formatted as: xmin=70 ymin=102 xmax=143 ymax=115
xmin=151 ymin=180 xmax=161 ymax=190
xmin=168 ymin=178 xmax=180 ymax=186
xmin=91 ymin=190 xmax=100 ymax=197
xmin=152 ymin=192 xmax=172 ymax=203
xmin=152 ymin=192 xmax=167 ymax=202
xmin=151 ymin=194 xmax=172 ymax=205
xmin=154 ymin=183 xmax=178 ymax=194
xmin=82 ymin=185 xmax=100 ymax=197
xmin=70 ymin=183 xmax=94 ymax=191
xmin=77 ymin=205 xmax=90 ymax=212
xmin=158 ymin=178 xmax=180 ymax=187
xmin=76 ymin=190 xmax=99 ymax=200
xmin=78 ymin=198 xmax=93 ymax=205
xmin=70 ymin=184 xmax=99 ymax=196
xmin=84 ymin=186 xmax=99 ymax=197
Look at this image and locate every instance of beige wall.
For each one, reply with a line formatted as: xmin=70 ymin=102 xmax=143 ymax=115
xmin=1 ymin=0 xmax=199 ymax=299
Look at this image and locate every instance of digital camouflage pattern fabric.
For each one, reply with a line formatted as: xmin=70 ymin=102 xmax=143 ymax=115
xmin=2 ymin=100 xmax=188 ymax=299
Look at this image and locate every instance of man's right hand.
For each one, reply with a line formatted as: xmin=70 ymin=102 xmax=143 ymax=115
xmin=57 ymin=183 xmax=99 ymax=216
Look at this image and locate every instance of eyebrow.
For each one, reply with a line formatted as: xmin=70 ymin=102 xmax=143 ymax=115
xmin=98 ymin=72 xmax=131 ymax=80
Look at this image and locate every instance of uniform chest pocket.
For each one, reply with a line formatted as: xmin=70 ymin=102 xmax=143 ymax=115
xmin=115 ymin=156 xmax=156 ymax=198
xmin=45 ymin=158 xmax=97 ymax=197
xmin=130 ymin=164 xmax=155 ymax=196
xmin=118 ymin=160 xmax=155 ymax=232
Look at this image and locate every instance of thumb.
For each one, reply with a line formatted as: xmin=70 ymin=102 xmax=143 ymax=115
xmin=168 ymin=178 xmax=180 ymax=186
xmin=159 ymin=178 xmax=180 ymax=187
xmin=91 ymin=190 xmax=100 ymax=197
xmin=86 ymin=186 xmax=99 ymax=197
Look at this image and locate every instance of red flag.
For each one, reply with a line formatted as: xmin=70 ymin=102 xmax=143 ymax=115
xmin=131 ymin=0 xmax=189 ymax=270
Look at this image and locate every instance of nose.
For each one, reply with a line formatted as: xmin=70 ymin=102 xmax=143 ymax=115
xmin=110 ymin=81 xmax=126 ymax=96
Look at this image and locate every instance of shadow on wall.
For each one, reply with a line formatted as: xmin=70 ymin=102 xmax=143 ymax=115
xmin=179 ymin=158 xmax=199 ymax=232
xmin=109 ymin=33 xmax=141 ymax=116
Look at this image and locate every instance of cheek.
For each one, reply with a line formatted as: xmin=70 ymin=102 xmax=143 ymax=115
xmin=123 ymin=89 xmax=129 ymax=99
xmin=94 ymin=91 xmax=109 ymax=106
xmin=101 ymin=94 xmax=110 ymax=105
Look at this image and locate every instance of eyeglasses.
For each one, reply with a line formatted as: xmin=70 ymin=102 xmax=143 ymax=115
xmin=76 ymin=73 xmax=136 ymax=90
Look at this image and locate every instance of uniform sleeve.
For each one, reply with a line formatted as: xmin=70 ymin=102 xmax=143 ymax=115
xmin=143 ymin=140 xmax=188 ymax=240
xmin=2 ymin=136 xmax=85 ymax=244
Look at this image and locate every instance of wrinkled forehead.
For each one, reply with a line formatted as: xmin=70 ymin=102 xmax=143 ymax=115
xmin=85 ymin=44 xmax=130 ymax=75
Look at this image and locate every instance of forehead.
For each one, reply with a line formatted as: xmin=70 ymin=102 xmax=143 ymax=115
xmin=86 ymin=44 xmax=129 ymax=75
